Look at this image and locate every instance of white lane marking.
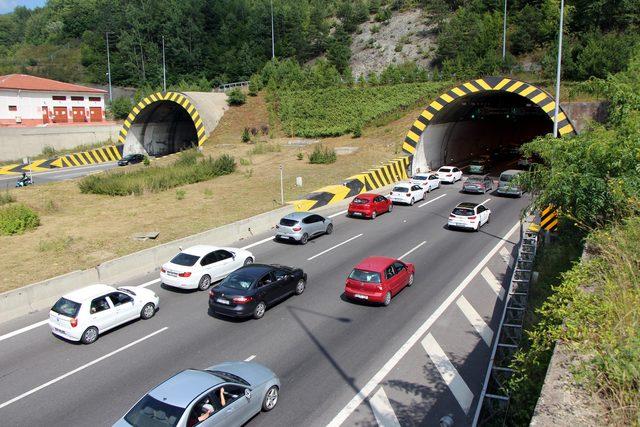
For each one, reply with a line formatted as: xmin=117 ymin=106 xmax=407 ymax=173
xmin=244 ymin=355 xmax=256 ymax=362
xmin=0 ymin=327 xmax=168 ymax=410
xmin=328 ymin=209 xmax=348 ymax=219
xmin=137 ymin=278 xmax=161 ymax=288
xmin=481 ymin=198 xmax=491 ymax=205
xmin=422 ymin=333 xmax=474 ymax=414
xmin=369 ymin=387 xmax=401 ymax=427
xmin=418 ymin=193 xmax=446 ymax=208
xmin=499 ymin=247 xmax=511 ymax=263
xmin=398 ymin=241 xmax=427 ymax=260
xmin=326 ymin=221 xmax=520 ymax=427
xmin=0 ymin=320 xmax=48 ymax=343
xmin=307 ymin=234 xmax=363 ymax=261
xmin=241 ymin=236 xmax=275 ymax=250
xmin=456 ymin=296 xmax=493 ymax=346
xmin=481 ymin=267 xmax=504 ymax=300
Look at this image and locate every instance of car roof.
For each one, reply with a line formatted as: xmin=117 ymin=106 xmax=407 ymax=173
xmin=411 ymin=172 xmax=430 ymax=177
xmin=282 ymin=211 xmax=318 ymax=220
xmin=500 ymin=169 xmax=522 ymax=175
xmin=438 ymin=165 xmax=455 ymax=169
xmin=393 ymin=182 xmax=412 ymax=188
xmin=233 ymin=264 xmax=274 ymax=279
xmin=354 ymin=256 xmax=397 ymax=272
xmin=354 ymin=193 xmax=376 ymax=200
xmin=148 ymin=369 xmax=223 ymax=408
xmin=181 ymin=245 xmax=219 ymax=257
xmin=62 ymin=284 xmax=116 ymax=303
xmin=467 ymin=174 xmax=488 ymax=179
xmin=456 ymin=202 xmax=479 ymax=209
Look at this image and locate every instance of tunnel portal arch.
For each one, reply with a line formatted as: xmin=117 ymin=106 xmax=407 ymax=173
xmin=402 ymin=77 xmax=576 ymax=174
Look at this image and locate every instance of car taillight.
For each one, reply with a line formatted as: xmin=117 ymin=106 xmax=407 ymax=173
xmin=292 ymin=226 xmax=302 ymax=231
xmin=160 ymin=267 xmax=166 ymax=273
xmin=233 ymin=296 xmax=253 ymax=304
xmin=70 ymin=318 xmax=78 ymax=328
xmin=178 ymin=271 xmax=191 ymax=277
xmin=446 ymin=174 xmax=452 ymax=177
xmin=209 ymin=290 xmax=215 ymax=297
xmin=469 ymin=216 xmax=477 ymax=220
xmin=449 ymin=214 xmax=455 ymax=218
xmin=406 ymin=193 xmax=411 ymax=197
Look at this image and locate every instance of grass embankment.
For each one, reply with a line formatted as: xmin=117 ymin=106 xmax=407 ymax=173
xmin=506 ymin=219 xmax=640 ymax=425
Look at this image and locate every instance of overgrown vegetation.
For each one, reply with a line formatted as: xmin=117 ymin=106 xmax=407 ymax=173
xmin=249 ymin=143 xmax=281 ymax=156
xmin=308 ymin=145 xmax=337 ymax=164
xmin=78 ymin=150 xmax=236 ymax=196
xmin=227 ymin=88 xmax=247 ymax=106
xmin=0 ymin=203 xmax=40 ymax=236
xmin=0 ymin=192 xmax=15 ymax=206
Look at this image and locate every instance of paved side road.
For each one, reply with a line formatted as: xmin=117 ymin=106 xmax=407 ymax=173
xmin=0 ymin=162 xmax=117 ymax=188
xmin=0 ymin=180 xmax=528 ymax=426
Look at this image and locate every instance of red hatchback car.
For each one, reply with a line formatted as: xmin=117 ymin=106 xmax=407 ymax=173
xmin=344 ymin=256 xmax=415 ymax=306
xmin=347 ymin=193 xmax=393 ymax=219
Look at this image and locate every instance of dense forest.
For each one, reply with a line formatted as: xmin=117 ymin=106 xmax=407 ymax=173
xmin=0 ymin=0 xmax=638 ymax=89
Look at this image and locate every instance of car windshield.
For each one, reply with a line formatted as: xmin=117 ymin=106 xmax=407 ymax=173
xmin=411 ymin=175 xmax=427 ymax=180
xmin=124 ymin=395 xmax=184 ymax=427
xmin=349 ymin=269 xmax=381 ymax=283
xmin=207 ymin=370 xmax=250 ymax=386
xmin=470 ymin=160 xmax=483 ymax=165
xmin=170 ymin=253 xmax=199 ymax=267
xmin=352 ymin=197 xmax=369 ymax=204
xmin=51 ymin=297 xmax=81 ymax=318
xmin=118 ymin=287 xmax=136 ymax=296
xmin=452 ymin=208 xmax=475 ymax=216
xmin=221 ymin=273 xmax=255 ymax=290
xmin=279 ymin=218 xmax=298 ymax=227
xmin=124 ymin=154 xmax=136 ymax=160
xmin=392 ymin=187 xmax=409 ymax=193
xmin=439 ymin=168 xmax=451 ymax=173
xmin=500 ymin=174 xmax=515 ymax=182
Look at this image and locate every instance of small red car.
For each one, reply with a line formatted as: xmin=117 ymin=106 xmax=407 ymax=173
xmin=344 ymin=256 xmax=415 ymax=306
xmin=347 ymin=193 xmax=393 ymax=219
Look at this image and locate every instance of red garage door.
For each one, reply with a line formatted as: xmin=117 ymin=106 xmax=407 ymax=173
xmin=53 ymin=107 xmax=68 ymax=123
xmin=72 ymin=107 xmax=86 ymax=123
xmin=89 ymin=107 xmax=103 ymax=122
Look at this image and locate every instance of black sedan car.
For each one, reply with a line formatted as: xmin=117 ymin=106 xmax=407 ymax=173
xmin=209 ymin=264 xmax=307 ymax=319
xmin=118 ymin=153 xmax=146 ymax=166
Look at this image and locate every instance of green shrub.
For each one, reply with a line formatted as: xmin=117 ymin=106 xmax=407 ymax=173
xmin=175 ymin=189 xmax=186 ymax=200
xmin=375 ymin=7 xmax=391 ymax=22
xmin=0 ymin=203 xmax=40 ymax=235
xmin=174 ymin=149 xmax=202 ymax=167
xmin=0 ymin=192 xmax=15 ymax=206
xmin=109 ymin=97 xmax=134 ymax=120
xmin=394 ymin=44 xmax=402 ymax=53
xmin=227 ymin=88 xmax=246 ymax=106
xmin=143 ymin=156 xmax=150 ymax=166
xmin=41 ymin=146 xmax=57 ymax=157
xmin=296 ymin=152 xmax=304 ymax=160
xmin=352 ymin=123 xmax=362 ymax=138
xmin=248 ymin=74 xmax=262 ymax=96
xmin=239 ymin=158 xmax=252 ymax=166
xmin=308 ymin=145 xmax=337 ymax=164
xmin=241 ymin=127 xmax=251 ymax=143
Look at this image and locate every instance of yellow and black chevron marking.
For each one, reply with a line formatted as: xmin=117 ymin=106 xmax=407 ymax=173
xmin=540 ymin=205 xmax=559 ymax=232
xmin=402 ymin=76 xmax=577 ymax=158
xmin=292 ymin=157 xmax=410 ymax=211
xmin=118 ymin=92 xmax=207 ymax=146
xmin=0 ymin=145 xmax=124 ymax=175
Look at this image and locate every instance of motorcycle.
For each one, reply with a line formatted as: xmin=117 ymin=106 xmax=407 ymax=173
xmin=15 ymin=177 xmax=33 ymax=188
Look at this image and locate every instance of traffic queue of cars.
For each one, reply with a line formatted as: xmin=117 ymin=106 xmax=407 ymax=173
xmin=46 ymin=161 xmax=524 ymax=426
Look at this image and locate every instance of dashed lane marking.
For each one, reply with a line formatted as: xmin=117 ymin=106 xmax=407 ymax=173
xmin=244 ymin=355 xmax=256 ymax=362
xmin=0 ymin=320 xmax=48 ymax=342
xmin=241 ymin=236 xmax=275 ymax=250
xmin=328 ymin=209 xmax=348 ymax=219
xmin=422 ymin=333 xmax=474 ymax=414
xmin=481 ymin=267 xmax=504 ymax=300
xmin=307 ymin=234 xmax=363 ymax=261
xmin=398 ymin=241 xmax=427 ymax=260
xmin=456 ymin=296 xmax=493 ymax=346
xmin=137 ymin=278 xmax=161 ymax=288
xmin=369 ymin=387 xmax=401 ymax=427
xmin=418 ymin=193 xmax=447 ymax=208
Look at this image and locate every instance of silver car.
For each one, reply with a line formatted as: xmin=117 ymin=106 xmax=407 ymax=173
xmin=497 ymin=169 xmax=523 ymax=197
xmin=275 ymin=211 xmax=333 ymax=244
xmin=114 ymin=361 xmax=280 ymax=427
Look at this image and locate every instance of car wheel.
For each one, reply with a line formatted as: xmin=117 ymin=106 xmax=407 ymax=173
xmin=371 ymin=211 xmax=377 ymax=219
xmin=409 ymin=197 xmax=414 ymax=206
xmin=198 ymin=275 xmax=212 ymax=291
xmin=253 ymin=301 xmax=266 ymax=319
xmin=295 ymin=279 xmax=306 ymax=295
xmin=475 ymin=223 xmax=480 ymax=232
xmin=407 ymin=273 xmax=414 ymax=287
xmin=262 ymin=386 xmax=279 ymax=411
xmin=487 ymin=214 xmax=491 ymax=224
xmin=140 ymin=303 xmax=156 ymax=319
xmin=244 ymin=257 xmax=254 ymax=266
xmin=388 ymin=204 xmax=393 ymax=213
xmin=300 ymin=233 xmax=309 ymax=245
xmin=325 ymin=223 xmax=333 ymax=235
xmin=81 ymin=326 xmax=99 ymax=344
xmin=427 ymin=186 xmax=431 ymax=193
xmin=383 ymin=291 xmax=392 ymax=306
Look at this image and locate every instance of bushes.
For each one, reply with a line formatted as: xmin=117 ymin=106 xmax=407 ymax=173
xmin=109 ymin=97 xmax=133 ymax=120
xmin=227 ymin=88 xmax=246 ymax=106
xmin=308 ymin=145 xmax=337 ymax=164
xmin=0 ymin=203 xmax=40 ymax=235
xmin=78 ymin=152 xmax=236 ymax=196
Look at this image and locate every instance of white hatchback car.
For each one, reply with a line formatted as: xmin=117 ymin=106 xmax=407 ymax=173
xmin=160 ymin=245 xmax=254 ymax=291
xmin=410 ymin=172 xmax=440 ymax=192
xmin=49 ymin=284 xmax=159 ymax=344
xmin=437 ymin=166 xmax=463 ymax=183
xmin=447 ymin=202 xmax=491 ymax=231
xmin=389 ymin=182 xmax=427 ymax=205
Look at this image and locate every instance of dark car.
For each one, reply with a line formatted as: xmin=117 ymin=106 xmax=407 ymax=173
xmin=209 ymin=264 xmax=307 ymax=319
xmin=118 ymin=153 xmax=146 ymax=166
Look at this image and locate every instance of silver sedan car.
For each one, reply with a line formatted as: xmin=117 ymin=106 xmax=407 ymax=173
xmin=275 ymin=211 xmax=333 ymax=244
xmin=114 ymin=362 xmax=280 ymax=427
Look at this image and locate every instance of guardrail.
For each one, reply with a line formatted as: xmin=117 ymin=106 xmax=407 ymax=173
xmin=215 ymin=81 xmax=249 ymax=92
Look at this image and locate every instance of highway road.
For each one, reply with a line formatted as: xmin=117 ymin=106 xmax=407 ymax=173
xmin=0 ymin=162 xmax=118 ymax=188
xmin=0 ymin=179 xmax=528 ymax=426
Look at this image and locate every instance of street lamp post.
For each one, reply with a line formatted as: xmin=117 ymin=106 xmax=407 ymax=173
xmin=279 ymin=165 xmax=284 ymax=205
xmin=106 ymin=32 xmax=113 ymax=103
xmin=270 ymin=0 xmax=275 ymax=59
xmin=502 ymin=0 xmax=508 ymax=61
xmin=553 ymin=0 xmax=565 ymax=138
xmin=162 ymin=36 xmax=167 ymax=92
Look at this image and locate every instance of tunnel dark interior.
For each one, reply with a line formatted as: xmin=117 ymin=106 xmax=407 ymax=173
xmin=418 ymin=91 xmax=553 ymax=172
xmin=125 ymin=101 xmax=198 ymax=157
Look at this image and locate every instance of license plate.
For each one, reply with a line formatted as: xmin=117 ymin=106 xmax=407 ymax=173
xmin=354 ymin=294 xmax=368 ymax=300
xmin=352 ymin=212 xmax=362 ymax=216
xmin=216 ymin=298 xmax=230 ymax=305
xmin=53 ymin=327 xmax=65 ymax=334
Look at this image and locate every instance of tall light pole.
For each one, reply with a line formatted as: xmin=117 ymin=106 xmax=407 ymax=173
xmin=552 ymin=0 xmax=565 ymax=138
xmin=270 ymin=0 xmax=275 ymax=59
xmin=502 ymin=0 xmax=507 ymax=61
xmin=106 ymin=32 xmax=113 ymax=103
xmin=162 ymin=36 xmax=167 ymax=92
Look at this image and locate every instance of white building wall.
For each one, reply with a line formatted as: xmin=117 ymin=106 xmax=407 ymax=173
xmin=0 ymin=89 xmax=105 ymax=123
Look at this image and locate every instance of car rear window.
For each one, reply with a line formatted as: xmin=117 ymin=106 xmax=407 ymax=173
xmin=279 ymin=218 xmax=298 ymax=227
xmin=170 ymin=253 xmax=199 ymax=266
xmin=207 ymin=370 xmax=250 ymax=386
xmin=452 ymin=208 xmax=475 ymax=216
xmin=221 ymin=273 xmax=255 ymax=290
xmin=466 ymin=176 xmax=483 ymax=182
xmin=352 ymin=197 xmax=369 ymax=204
xmin=349 ymin=269 xmax=381 ymax=283
xmin=124 ymin=395 xmax=184 ymax=427
xmin=439 ymin=168 xmax=451 ymax=173
xmin=392 ymin=187 xmax=409 ymax=193
xmin=500 ymin=174 xmax=515 ymax=182
xmin=411 ymin=175 xmax=427 ymax=180
xmin=51 ymin=298 xmax=81 ymax=318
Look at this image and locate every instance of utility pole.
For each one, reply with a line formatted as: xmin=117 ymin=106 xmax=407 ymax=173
xmin=270 ymin=0 xmax=275 ymax=59
xmin=502 ymin=0 xmax=507 ymax=61
xmin=106 ymin=32 xmax=113 ymax=103
xmin=162 ymin=36 xmax=167 ymax=92
xmin=553 ymin=0 xmax=565 ymax=137
xmin=279 ymin=165 xmax=284 ymax=205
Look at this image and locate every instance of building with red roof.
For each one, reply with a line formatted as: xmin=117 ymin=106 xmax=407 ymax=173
xmin=0 ymin=74 xmax=107 ymax=126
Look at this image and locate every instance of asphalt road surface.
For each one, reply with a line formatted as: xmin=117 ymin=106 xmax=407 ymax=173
xmin=0 ymin=162 xmax=118 ymax=189
xmin=0 ymin=179 xmax=529 ymax=427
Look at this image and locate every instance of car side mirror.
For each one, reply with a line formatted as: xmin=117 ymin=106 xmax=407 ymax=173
xmin=245 ymin=389 xmax=251 ymax=400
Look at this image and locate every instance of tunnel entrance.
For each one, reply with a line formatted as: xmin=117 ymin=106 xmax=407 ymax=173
xmin=124 ymin=101 xmax=198 ymax=157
